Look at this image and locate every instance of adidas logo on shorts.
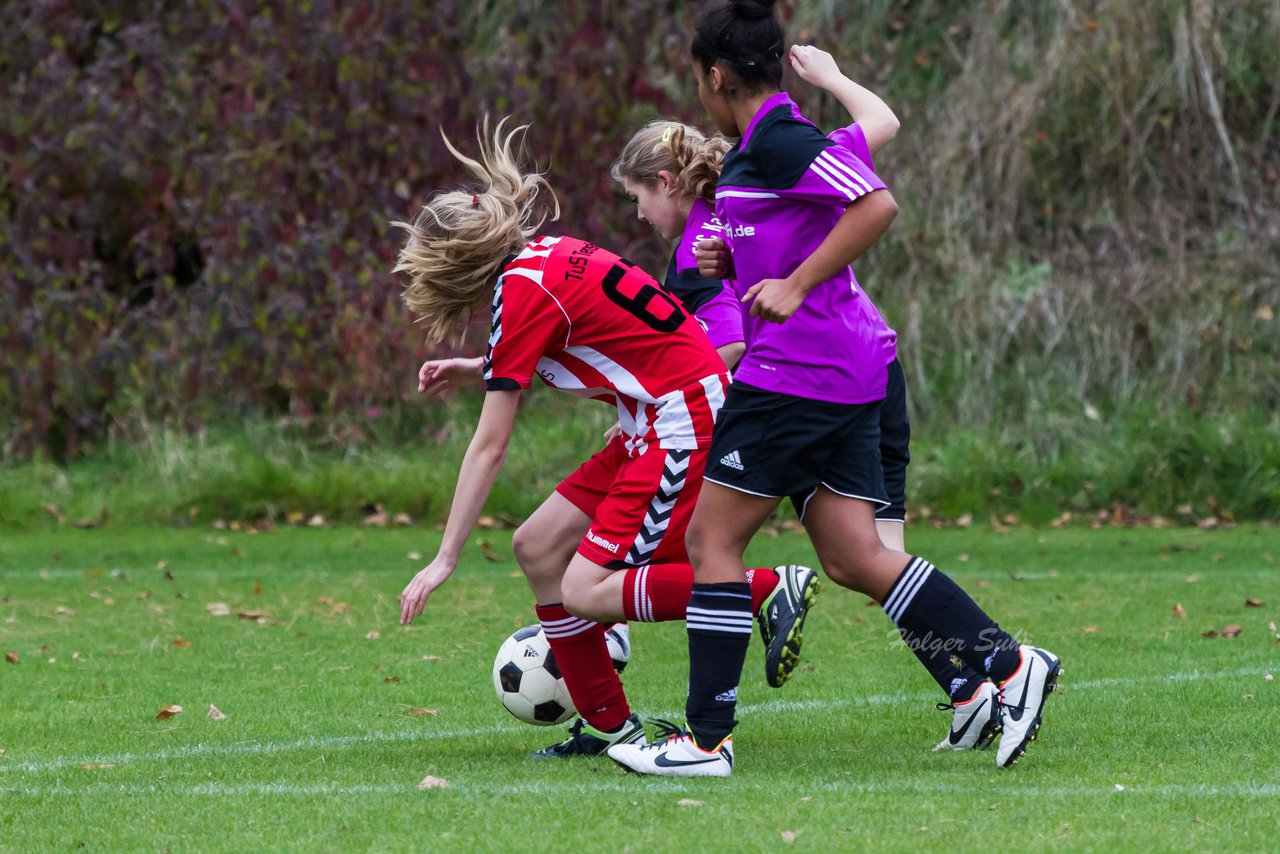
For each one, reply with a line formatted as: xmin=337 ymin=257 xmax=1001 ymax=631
xmin=719 ymin=450 xmax=744 ymax=471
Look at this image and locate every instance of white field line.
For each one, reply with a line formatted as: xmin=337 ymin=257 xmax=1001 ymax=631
xmin=0 ymin=666 xmax=1273 ymax=777
xmin=1 ymin=780 xmax=1278 ymax=799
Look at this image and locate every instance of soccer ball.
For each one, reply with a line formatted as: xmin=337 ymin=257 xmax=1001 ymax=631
xmin=492 ymin=623 xmax=632 ymax=726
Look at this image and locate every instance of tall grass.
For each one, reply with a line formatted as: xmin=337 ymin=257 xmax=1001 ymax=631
xmin=792 ymin=0 xmax=1279 ymax=426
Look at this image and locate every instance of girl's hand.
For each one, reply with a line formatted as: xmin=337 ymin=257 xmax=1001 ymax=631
xmin=418 ymin=356 xmax=485 ymax=395
xmin=399 ymin=557 xmax=457 ymax=624
xmin=695 ymin=237 xmax=734 ymax=279
xmin=789 ymin=45 xmax=844 ymax=90
xmin=743 ymin=277 xmax=806 ymax=323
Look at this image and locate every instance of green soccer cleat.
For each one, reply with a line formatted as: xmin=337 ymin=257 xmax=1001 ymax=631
xmin=757 ymin=564 xmax=821 ymax=688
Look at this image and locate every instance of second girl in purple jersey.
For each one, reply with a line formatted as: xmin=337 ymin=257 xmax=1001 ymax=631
xmin=609 ymin=0 xmax=1060 ymax=777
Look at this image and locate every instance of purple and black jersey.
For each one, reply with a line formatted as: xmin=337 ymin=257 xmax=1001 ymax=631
xmin=665 ymin=198 xmax=744 ymax=352
xmin=716 ymin=92 xmax=897 ymax=405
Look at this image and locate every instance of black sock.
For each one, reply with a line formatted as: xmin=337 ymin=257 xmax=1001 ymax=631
xmin=883 ymin=556 xmax=1022 ymax=684
xmin=901 ymin=632 xmax=988 ymax=702
xmin=684 ymin=582 xmax=752 ymax=750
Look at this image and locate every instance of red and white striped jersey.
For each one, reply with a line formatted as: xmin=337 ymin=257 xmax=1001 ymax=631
xmin=483 ymin=235 xmax=729 ymax=453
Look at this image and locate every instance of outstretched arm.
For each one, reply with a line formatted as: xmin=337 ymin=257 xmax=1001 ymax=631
xmin=399 ymin=389 xmax=521 ymax=624
xmin=790 ymin=44 xmax=900 ymax=155
xmin=418 ymin=356 xmax=486 ymax=395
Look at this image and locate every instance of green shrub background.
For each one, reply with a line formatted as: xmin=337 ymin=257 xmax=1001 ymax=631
xmin=2 ymin=1 xmax=1277 ymax=521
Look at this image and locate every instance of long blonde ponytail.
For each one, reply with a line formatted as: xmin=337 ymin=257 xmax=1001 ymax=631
xmin=393 ymin=118 xmax=559 ymax=343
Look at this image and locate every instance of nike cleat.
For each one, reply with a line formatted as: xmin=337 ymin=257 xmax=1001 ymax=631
xmin=758 ymin=564 xmax=821 ymax=687
xmin=995 ymin=645 xmax=1061 ymax=768
xmin=607 ymin=723 xmax=734 ymax=777
xmin=530 ymin=714 xmax=645 ymax=759
xmin=933 ymin=681 xmax=1000 ymax=751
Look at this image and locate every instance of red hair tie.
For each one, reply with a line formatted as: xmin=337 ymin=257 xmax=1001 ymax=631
xmin=471 ymin=194 xmax=480 ymax=208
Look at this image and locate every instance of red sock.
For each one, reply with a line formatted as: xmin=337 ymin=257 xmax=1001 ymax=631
xmin=622 ymin=564 xmax=780 ymax=621
xmin=536 ymin=603 xmax=630 ymax=732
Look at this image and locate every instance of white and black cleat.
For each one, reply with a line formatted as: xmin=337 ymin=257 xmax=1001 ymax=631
xmin=995 ymin=645 xmax=1061 ymax=768
xmin=934 ymin=681 xmax=1001 ymax=751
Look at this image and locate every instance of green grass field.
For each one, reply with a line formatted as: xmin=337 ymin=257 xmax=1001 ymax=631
xmin=1 ymin=524 xmax=1277 ymax=852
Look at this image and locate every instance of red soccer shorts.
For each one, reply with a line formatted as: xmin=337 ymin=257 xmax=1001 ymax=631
xmin=556 ymin=436 xmax=708 ymax=570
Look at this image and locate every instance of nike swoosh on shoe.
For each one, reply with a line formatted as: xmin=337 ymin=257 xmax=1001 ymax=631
xmin=654 ymin=753 xmax=722 ymax=768
xmin=950 ymin=697 xmax=989 ymax=741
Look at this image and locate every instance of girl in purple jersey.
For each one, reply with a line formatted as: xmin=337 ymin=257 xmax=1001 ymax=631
xmin=610 ymin=122 xmax=746 ymax=370
xmin=613 ymin=47 xmax=996 ymax=748
xmin=608 ymin=0 xmax=1060 ymax=777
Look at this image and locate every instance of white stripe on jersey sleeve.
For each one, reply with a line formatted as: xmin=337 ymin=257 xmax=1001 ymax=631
xmin=816 ymin=150 xmax=874 ymax=195
xmin=808 ymin=157 xmax=861 ymax=201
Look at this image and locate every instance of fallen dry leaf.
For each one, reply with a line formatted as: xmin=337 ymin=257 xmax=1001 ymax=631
xmin=81 ymin=763 xmax=115 ymax=770
xmin=55 ymin=606 xmax=74 ymax=616
xmin=479 ymin=541 xmax=501 ymax=562
xmin=417 ymin=775 xmax=451 ymax=790
xmin=407 ymin=551 xmax=422 ymax=561
xmin=422 ymin=655 xmax=442 ymax=661
xmin=410 ymin=708 xmax=438 ymax=716
xmin=1172 ymin=603 xmax=1187 ymax=619
xmin=476 ymin=515 xmax=500 ymax=529
xmin=208 ymin=704 xmax=227 ymax=721
xmin=1243 ymin=693 xmax=1254 ymax=701
xmin=236 ymin=610 xmax=270 ymax=621
xmin=206 ymin=602 xmax=231 ymax=616
xmin=4 ymin=652 xmax=17 ymax=664
xmin=172 ymin=639 xmax=191 ymax=648
xmin=316 ymin=596 xmax=334 ymax=605
xmin=366 ymin=631 xmax=381 ymax=640
xmin=393 ymin=512 xmax=414 ymax=527
xmin=956 ymin=514 xmax=973 ymax=528
xmin=781 ymin=831 xmax=797 ymax=844
xmin=1201 ymin=630 xmax=1220 ymax=639
xmin=384 ymin=676 xmax=401 ymax=683
xmin=1081 ymin=626 xmax=1100 ymax=633
xmin=1222 ymin=624 xmax=1243 ymax=638
xmin=155 ymin=704 xmax=183 ymax=721
xmin=307 ymin=514 xmax=326 ymax=527
xmin=330 ymin=602 xmax=351 ymax=615
xmin=1245 ymin=598 xmax=1264 ymax=607
xmin=677 ymin=799 xmax=704 ymax=807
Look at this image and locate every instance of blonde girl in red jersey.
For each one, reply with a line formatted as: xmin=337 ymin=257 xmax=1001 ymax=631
xmin=393 ymin=119 xmax=814 ymax=759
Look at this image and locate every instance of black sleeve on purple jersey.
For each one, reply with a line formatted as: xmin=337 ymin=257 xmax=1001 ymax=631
xmin=721 ymin=104 xmax=835 ymax=191
xmin=663 ymin=251 xmax=721 ymax=313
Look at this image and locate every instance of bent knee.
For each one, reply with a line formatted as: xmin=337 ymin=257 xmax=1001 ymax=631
xmin=561 ymin=584 xmax=608 ymax=622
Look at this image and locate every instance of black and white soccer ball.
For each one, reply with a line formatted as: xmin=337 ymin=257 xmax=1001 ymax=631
xmin=492 ymin=623 xmax=632 ymax=726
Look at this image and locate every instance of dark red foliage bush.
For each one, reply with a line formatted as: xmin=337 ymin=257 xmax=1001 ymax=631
xmin=0 ymin=0 xmax=696 ymax=458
